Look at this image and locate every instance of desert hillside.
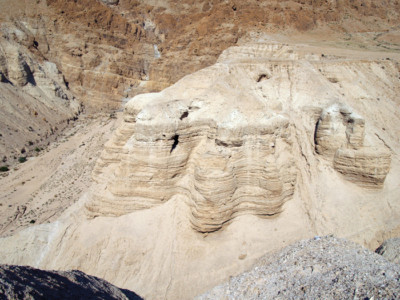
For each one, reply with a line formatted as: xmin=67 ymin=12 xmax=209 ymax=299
xmin=0 ymin=39 xmax=399 ymax=299
xmin=1 ymin=0 xmax=400 ymax=165
xmin=1 ymin=0 xmax=400 ymax=111
xmin=0 ymin=1 xmax=400 ymax=299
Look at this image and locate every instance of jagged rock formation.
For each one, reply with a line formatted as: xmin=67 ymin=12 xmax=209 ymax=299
xmin=0 ymin=41 xmax=399 ymax=299
xmin=315 ymin=104 xmax=365 ymax=157
xmin=88 ymin=73 xmax=297 ymax=232
xmin=197 ymin=236 xmax=400 ymax=299
xmin=315 ymin=104 xmax=391 ymax=188
xmin=87 ymin=42 xmax=397 ymax=233
xmin=376 ymin=238 xmax=400 ymax=265
xmin=0 ymin=264 xmax=142 ymax=299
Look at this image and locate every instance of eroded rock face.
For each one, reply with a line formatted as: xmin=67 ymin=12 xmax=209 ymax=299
xmin=0 ymin=22 xmax=80 ymax=166
xmin=86 ymin=42 xmax=399 ymax=235
xmin=0 ymin=41 xmax=399 ymax=300
xmin=333 ymin=147 xmax=391 ymax=188
xmin=88 ymin=71 xmax=297 ymax=233
xmin=2 ymin=0 xmax=400 ymax=111
xmin=315 ymin=104 xmax=365 ymax=157
xmin=315 ymin=103 xmax=391 ymax=188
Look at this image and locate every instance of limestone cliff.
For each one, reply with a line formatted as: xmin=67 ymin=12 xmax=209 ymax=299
xmin=315 ymin=103 xmax=391 ymax=188
xmin=0 ymin=41 xmax=399 ymax=299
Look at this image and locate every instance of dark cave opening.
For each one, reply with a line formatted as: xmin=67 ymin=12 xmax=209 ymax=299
xmin=170 ymin=135 xmax=179 ymax=153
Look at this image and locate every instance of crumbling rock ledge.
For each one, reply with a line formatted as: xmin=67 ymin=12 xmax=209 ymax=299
xmin=88 ymin=88 xmax=296 ymax=233
xmin=87 ymin=42 xmax=398 ymax=234
xmin=315 ymin=103 xmax=391 ymax=188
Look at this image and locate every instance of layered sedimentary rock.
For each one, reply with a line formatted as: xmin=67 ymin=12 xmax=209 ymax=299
xmin=333 ymin=148 xmax=391 ymax=188
xmin=2 ymin=0 xmax=400 ymax=111
xmin=0 ymin=22 xmax=80 ymax=165
xmin=87 ymin=42 xmax=399 ymax=235
xmin=88 ymin=73 xmax=297 ymax=233
xmin=315 ymin=104 xmax=365 ymax=157
xmin=315 ymin=104 xmax=391 ymax=188
xmin=0 ymin=41 xmax=400 ymax=300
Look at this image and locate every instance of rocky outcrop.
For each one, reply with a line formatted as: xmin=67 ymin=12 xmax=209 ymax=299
xmin=315 ymin=104 xmax=391 ymax=188
xmin=87 ymin=69 xmax=297 ymax=232
xmin=197 ymin=236 xmax=400 ymax=299
xmin=376 ymin=238 xmax=400 ymax=265
xmin=0 ymin=264 xmax=142 ymax=299
xmin=333 ymin=147 xmax=391 ymax=188
xmin=0 ymin=22 xmax=80 ymax=166
xmin=315 ymin=104 xmax=365 ymax=157
xmin=0 ymin=41 xmax=399 ymax=300
xmin=2 ymin=0 xmax=400 ymax=111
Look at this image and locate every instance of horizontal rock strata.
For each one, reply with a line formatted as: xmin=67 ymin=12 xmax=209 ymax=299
xmin=334 ymin=148 xmax=391 ymax=188
xmin=88 ymin=107 xmax=296 ymax=232
xmin=87 ymin=42 xmax=399 ymax=233
xmin=315 ymin=104 xmax=391 ymax=188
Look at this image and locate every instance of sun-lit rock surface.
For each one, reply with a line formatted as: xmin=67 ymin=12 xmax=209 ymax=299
xmin=0 ymin=40 xmax=399 ymax=299
xmin=87 ymin=55 xmax=298 ymax=232
xmin=314 ymin=103 xmax=391 ymax=188
xmin=87 ymin=42 xmax=397 ymax=233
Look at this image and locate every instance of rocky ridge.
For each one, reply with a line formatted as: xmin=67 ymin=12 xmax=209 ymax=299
xmin=0 ymin=20 xmax=80 ymax=166
xmin=2 ymin=0 xmax=400 ymax=111
xmin=87 ymin=42 xmax=397 ymax=232
xmin=0 ymin=264 xmax=141 ymax=299
xmin=1 ymin=0 xmax=400 ymax=165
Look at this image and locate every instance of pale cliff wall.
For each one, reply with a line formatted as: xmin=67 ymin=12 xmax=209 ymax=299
xmin=0 ymin=42 xmax=399 ymax=299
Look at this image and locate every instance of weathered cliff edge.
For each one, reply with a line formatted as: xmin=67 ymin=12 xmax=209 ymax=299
xmin=0 ymin=41 xmax=399 ymax=299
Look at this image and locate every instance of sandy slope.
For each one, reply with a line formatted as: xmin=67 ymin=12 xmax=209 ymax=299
xmin=0 ymin=113 xmax=121 ymax=237
xmin=0 ymin=37 xmax=399 ymax=300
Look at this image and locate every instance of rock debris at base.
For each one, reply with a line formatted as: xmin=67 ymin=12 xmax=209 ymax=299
xmin=197 ymin=236 xmax=400 ymax=299
xmin=376 ymin=237 xmax=400 ymax=265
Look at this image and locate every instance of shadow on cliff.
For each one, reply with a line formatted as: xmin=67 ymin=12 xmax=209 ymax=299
xmin=0 ymin=264 xmax=143 ymax=300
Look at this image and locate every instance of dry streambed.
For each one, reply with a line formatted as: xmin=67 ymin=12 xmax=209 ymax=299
xmin=0 ymin=113 xmax=121 ymax=237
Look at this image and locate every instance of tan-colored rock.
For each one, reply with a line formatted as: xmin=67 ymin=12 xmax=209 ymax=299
xmin=87 ymin=68 xmax=297 ymax=232
xmin=0 ymin=41 xmax=400 ymax=300
xmin=0 ymin=22 xmax=80 ymax=165
xmin=315 ymin=104 xmax=365 ymax=157
xmin=314 ymin=103 xmax=391 ymax=188
xmin=333 ymin=147 xmax=391 ymax=188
